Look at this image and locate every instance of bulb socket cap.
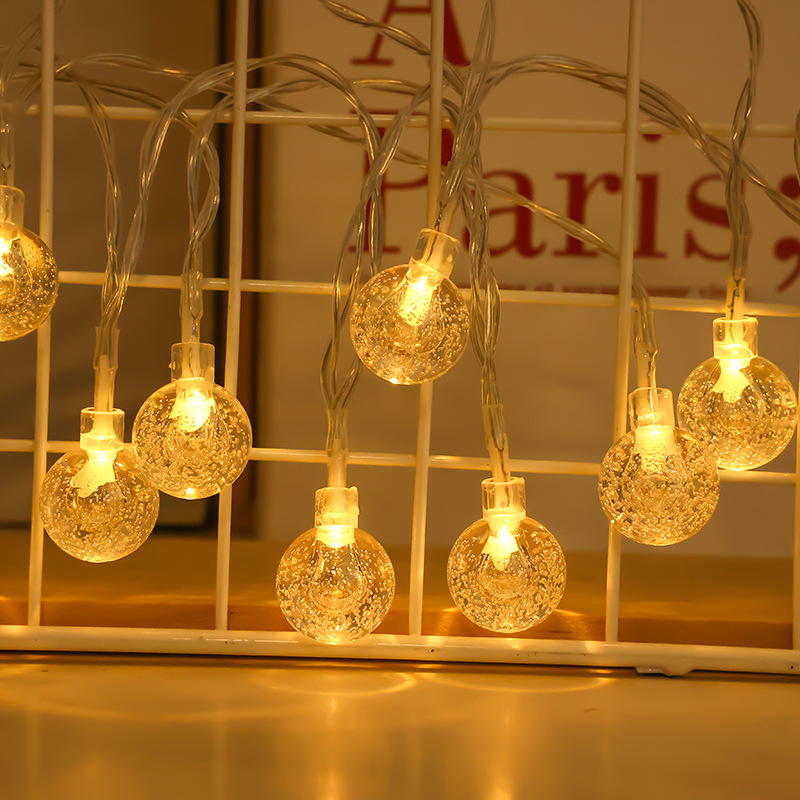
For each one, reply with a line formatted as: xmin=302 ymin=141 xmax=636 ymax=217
xmin=481 ymin=476 xmax=526 ymax=532
xmin=79 ymin=407 xmax=125 ymax=454
xmin=315 ymin=486 xmax=359 ymax=528
xmin=171 ymin=342 xmax=215 ymax=381
xmin=713 ymin=316 xmax=757 ymax=361
xmin=0 ymin=185 xmax=23 ymax=229
xmin=409 ymin=228 xmax=459 ymax=279
xmin=629 ymin=387 xmax=675 ymax=430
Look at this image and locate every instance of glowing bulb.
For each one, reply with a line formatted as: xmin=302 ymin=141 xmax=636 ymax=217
xmin=0 ymin=185 xmax=58 ymax=341
xmin=132 ymin=343 xmax=252 ymax=499
xmin=482 ymin=523 xmax=519 ymax=571
xmin=350 ymin=228 xmax=469 ymax=384
xmin=447 ymin=477 xmax=566 ymax=633
xmin=171 ymin=382 xmax=215 ymax=432
xmin=71 ymin=448 xmax=117 ymax=497
xmin=599 ymin=387 xmax=719 ymax=546
xmin=678 ymin=317 xmax=797 ymax=470
xmin=39 ymin=408 xmax=159 ymax=563
xmin=276 ymin=487 xmax=395 ymax=644
xmin=633 ymin=422 xmax=679 ymax=472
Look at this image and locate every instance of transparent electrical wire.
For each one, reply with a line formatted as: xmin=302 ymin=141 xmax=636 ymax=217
xmin=319 ymin=0 xmax=800 ymax=263
xmin=11 ymin=28 xmax=666 ymax=415
xmin=321 ymin=82 xmax=433 ymax=484
xmin=724 ymin=0 xmax=762 ymax=320
xmin=434 ymin=0 xmax=495 ymax=229
xmin=45 ymin=54 xmax=387 ymax=411
xmin=0 ymin=2 xmax=66 ymax=183
xmin=8 ymin=0 xmax=788 ymax=439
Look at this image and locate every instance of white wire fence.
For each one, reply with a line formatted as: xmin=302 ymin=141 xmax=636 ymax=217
xmin=1 ymin=0 xmax=799 ymax=676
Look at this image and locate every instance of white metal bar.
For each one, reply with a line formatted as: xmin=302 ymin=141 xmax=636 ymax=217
xmin=408 ymin=0 xmax=446 ymax=638
xmin=215 ymin=0 xmax=250 ymax=632
xmin=0 ymin=625 xmax=797 ymax=677
xmin=24 ymin=106 xmax=800 ymax=138
xmin=1 ymin=436 xmax=796 ymax=484
xmin=605 ymin=0 xmax=644 ymax=643
xmin=27 ymin=0 xmax=57 ymax=628
xmin=56 ymin=270 xmax=800 ymax=318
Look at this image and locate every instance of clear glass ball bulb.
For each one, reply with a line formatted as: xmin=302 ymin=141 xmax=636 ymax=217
xmin=677 ymin=317 xmax=797 ymax=470
xmin=276 ymin=487 xmax=395 ymax=644
xmin=132 ymin=343 xmax=252 ymax=499
xmin=349 ymin=228 xmax=469 ymax=385
xmin=598 ymin=388 xmax=719 ymax=546
xmin=39 ymin=409 xmax=159 ymax=563
xmin=0 ymin=186 xmax=58 ymax=341
xmin=447 ymin=477 xmax=566 ymax=633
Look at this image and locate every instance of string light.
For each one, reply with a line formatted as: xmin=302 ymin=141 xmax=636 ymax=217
xmin=350 ymin=228 xmax=468 ymax=384
xmin=447 ymin=477 xmax=566 ymax=633
xmin=132 ymin=342 xmax=252 ymax=499
xmin=599 ymin=387 xmax=719 ymax=546
xmin=0 ymin=185 xmax=58 ymax=341
xmin=39 ymin=408 xmax=159 ymax=562
xmin=678 ymin=317 xmax=797 ymax=471
xmin=276 ymin=486 xmax=395 ymax=644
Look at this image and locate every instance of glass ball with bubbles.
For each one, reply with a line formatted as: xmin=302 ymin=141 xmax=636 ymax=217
xmin=599 ymin=387 xmax=719 ymax=546
xmin=133 ymin=343 xmax=252 ymax=499
xmin=350 ymin=228 xmax=469 ymax=385
xmin=677 ymin=317 xmax=797 ymax=471
xmin=276 ymin=487 xmax=395 ymax=644
xmin=40 ymin=408 xmax=159 ymax=562
xmin=447 ymin=477 xmax=566 ymax=633
xmin=0 ymin=185 xmax=58 ymax=341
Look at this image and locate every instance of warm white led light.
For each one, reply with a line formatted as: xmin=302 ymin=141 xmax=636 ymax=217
xmin=133 ymin=343 xmax=252 ymax=499
xmin=39 ymin=408 xmax=159 ymax=563
xmin=599 ymin=387 xmax=719 ymax=546
xmin=0 ymin=234 xmax=14 ymax=293
xmin=481 ymin=522 xmax=519 ymax=572
xmin=397 ymin=264 xmax=440 ymax=327
xmin=276 ymin=487 xmax=395 ymax=644
xmin=712 ymin=357 xmax=751 ymax=403
xmin=70 ymin=448 xmax=117 ymax=498
xmin=350 ymin=228 xmax=469 ymax=384
xmin=315 ymin=523 xmax=357 ymax=548
xmin=447 ymin=477 xmax=566 ymax=633
xmin=678 ymin=317 xmax=797 ymax=470
xmin=170 ymin=380 xmax=216 ymax=432
xmin=633 ymin=423 xmax=679 ymax=472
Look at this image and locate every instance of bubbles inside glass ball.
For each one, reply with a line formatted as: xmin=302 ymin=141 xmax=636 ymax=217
xmin=598 ymin=428 xmax=719 ymax=546
xmin=0 ymin=227 xmax=58 ymax=341
xmin=276 ymin=528 xmax=395 ymax=644
xmin=677 ymin=356 xmax=797 ymax=470
xmin=447 ymin=517 xmax=566 ymax=633
xmin=132 ymin=379 xmax=252 ymax=499
xmin=349 ymin=265 xmax=469 ymax=384
xmin=39 ymin=449 xmax=159 ymax=562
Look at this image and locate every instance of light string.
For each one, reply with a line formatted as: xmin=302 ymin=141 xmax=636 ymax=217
xmin=0 ymin=1 xmax=796 ymax=595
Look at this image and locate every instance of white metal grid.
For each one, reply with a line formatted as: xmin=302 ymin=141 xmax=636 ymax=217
xmin=1 ymin=0 xmax=799 ymax=676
